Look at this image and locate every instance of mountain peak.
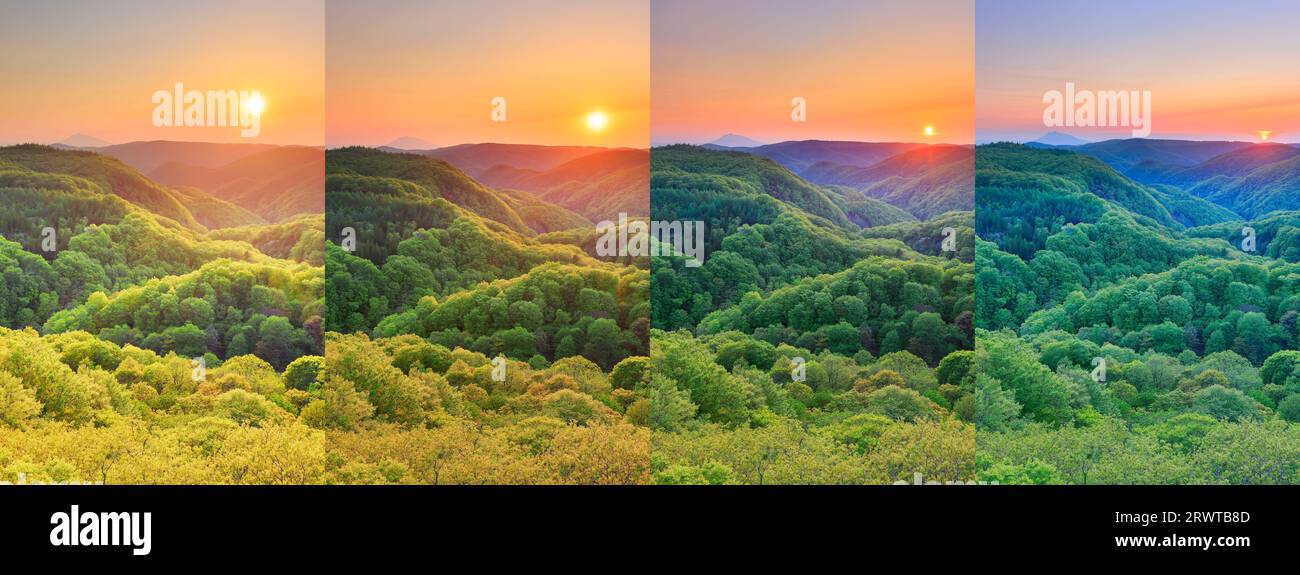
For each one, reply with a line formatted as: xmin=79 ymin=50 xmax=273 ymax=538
xmin=1030 ymin=131 xmax=1089 ymax=146
xmin=56 ymin=133 xmax=111 ymax=148
xmin=708 ymin=133 xmax=765 ymax=148
xmin=384 ymin=136 xmax=436 ymax=150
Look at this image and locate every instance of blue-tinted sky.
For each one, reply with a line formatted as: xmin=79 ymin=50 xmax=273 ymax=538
xmin=977 ymin=0 xmax=1300 ymax=143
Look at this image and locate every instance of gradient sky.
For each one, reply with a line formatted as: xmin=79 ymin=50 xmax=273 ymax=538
xmin=0 ymin=0 xmax=324 ymax=146
xmin=327 ymin=0 xmax=649 ymax=149
xmin=651 ymin=0 xmax=974 ymax=146
xmin=977 ymin=0 xmax=1300 ymax=143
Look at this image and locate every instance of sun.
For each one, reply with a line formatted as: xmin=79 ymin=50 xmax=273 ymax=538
xmin=245 ymin=93 xmax=266 ymax=116
xmin=1258 ymin=130 xmax=1272 ymax=142
xmin=586 ymin=111 xmax=608 ymax=132
xmin=923 ymin=125 xmax=935 ymax=137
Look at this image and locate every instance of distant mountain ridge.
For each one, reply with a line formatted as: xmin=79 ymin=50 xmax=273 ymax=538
xmin=1069 ymin=138 xmax=1254 ymax=174
xmin=1065 ymin=139 xmax=1300 ymax=221
xmin=384 ymin=136 xmax=437 ymax=150
xmin=45 ymin=140 xmax=327 ymax=224
xmin=476 ymin=148 xmax=648 ymax=219
xmin=148 ymin=146 xmax=325 ymax=222
xmin=697 ymin=140 xmax=972 ymax=221
xmin=56 ymin=133 xmax=112 ymax=148
xmin=1029 ymin=131 xmax=1089 ymax=146
xmin=89 ymin=140 xmax=282 ymax=173
xmin=415 ymin=143 xmax=614 ymax=178
xmin=705 ymin=139 xmax=926 ymax=174
xmin=707 ymin=133 xmax=765 ymax=147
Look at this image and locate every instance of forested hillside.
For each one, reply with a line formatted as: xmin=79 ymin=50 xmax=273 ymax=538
xmin=649 ymin=144 xmax=975 ymax=484
xmin=975 ymin=143 xmax=1300 ymax=484
xmin=322 ymin=146 xmax=651 ymax=483
xmin=0 ymin=144 xmax=327 ymax=484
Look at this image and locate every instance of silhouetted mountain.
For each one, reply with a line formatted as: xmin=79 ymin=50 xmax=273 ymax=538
xmin=384 ymin=136 xmax=437 ymax=150
xmin=55 ymin=133 xmax=111 ymax=148
xmin=706 ymin=133 xmax=765 ymax=147
xmin=1029 ymin=131 xmax=1089 ymax=146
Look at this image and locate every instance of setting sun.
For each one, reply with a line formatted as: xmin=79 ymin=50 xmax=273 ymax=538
xmin=1258 ymin=130 xmax=1272 ymax=141
xmin=586 ymin=111 xmax=608 ymax=132
xmin=923 ymin=125 xmax=935 ymax=137
xmin=246 ymin=92 xmax=266 ymax=116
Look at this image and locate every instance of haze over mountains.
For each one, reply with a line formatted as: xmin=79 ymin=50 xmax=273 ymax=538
xmin=358 ymin=143 xmax=651 ymax=223
xmin=340 ymin=138 xmax=977 ymax=228
xmin=1034 ymin=139 xmax=1300 ymax=221
xmin=147 ymin=146 xmax=325 ymax=222
xmin=383 ymin=143 xmax=613 ymax=178
xmin=40 ymin=139 xmax=324 ymax=224
xmin=703 ymin=139 xmax=927 ymax=173
xmin=690 ymin=139 xmax=974 ymax=222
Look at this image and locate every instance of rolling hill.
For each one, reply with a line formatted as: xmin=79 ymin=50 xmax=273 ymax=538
xmin=651 ymin=144 xmax=855 ymax=230
xmin=477 ymin=148 xmax=648 ymax=220
xmin=1070 ymin=141 xmax=1300 ymax=221
xmin=413 ymin=143 xmax=611 ymax=178
xmin=0 ymin=144 xmax=204 ymax=229
xmin=976 ymin=143 xmax=1178 ymax=228
xmin=704 ymin=139 xmax=924 ymax=174
xmin=326 ymin=147 xmax=533 ymax=235
xmin=803 ymin=145 xmax=974 ymax=219
xmin=1070 ymin=138 xmax=1254 ymax=174
xmin=148 ymin=145 xmax=325 ymax=222
xmin=1187 ymin=154 xmax=1300 ymax=219
xmin=91 ymin=140 xmax=279 ymax=173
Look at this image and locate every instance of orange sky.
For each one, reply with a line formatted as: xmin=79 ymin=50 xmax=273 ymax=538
xmin=0 ymin=0 xmax=324 ymax=147
xmin=652 ymin=0 xmax=974 ymax=146
xmin=327 ymin=0 xmax=649 ymax=149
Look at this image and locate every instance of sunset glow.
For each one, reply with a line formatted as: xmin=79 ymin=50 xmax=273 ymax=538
xmin=652 ymin=0 xmax=973 ymax=145
xmin=0 ymin=0 xmax=322 ymax=146
xmin=245 ymin=93 xmax=266 ymax=117
xmin=586 ymin=111 xmax=609 ymax=132
xmin=327 ymin=0 xmax=647 ymax=148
